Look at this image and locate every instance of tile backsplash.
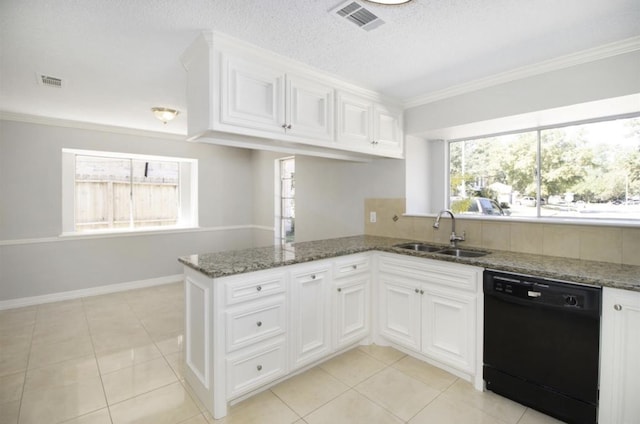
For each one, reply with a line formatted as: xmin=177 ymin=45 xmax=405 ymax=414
xmin=365 ymin=198 xmax=640 ymax=266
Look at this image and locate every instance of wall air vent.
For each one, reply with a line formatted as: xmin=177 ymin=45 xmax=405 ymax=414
xmin=332 ymin=1 xmax=385 ymax=31
xmin=38 ymin=74 xmax=63 ymax=88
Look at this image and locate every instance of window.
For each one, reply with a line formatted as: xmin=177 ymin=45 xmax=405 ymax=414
xmin=276 ymin=157 xmax=295 ymax=244
xmin=449 ymin=114 xmax=640 ymax=221
xmin=62 ymin=149 xmax=197 ymax=234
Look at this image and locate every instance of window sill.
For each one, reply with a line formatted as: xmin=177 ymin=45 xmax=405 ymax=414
xmin=402 ymin=213 xmax=640 ymax=228
xmin=59 ymin=225 xmax=201 ymax=239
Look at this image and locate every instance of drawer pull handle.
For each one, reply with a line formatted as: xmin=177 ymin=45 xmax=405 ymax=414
xmin=614 ymin=304 xmax=622 ymax=311
xmin=256 ymin=321 xmax=262 ymax=327
xmin=256 ymin=286 xmax=262 ymax=292
xmin=257 ymin=364 xmax=263 ymax=371
xmin=337 ymin=288 xmax=342 ymax=292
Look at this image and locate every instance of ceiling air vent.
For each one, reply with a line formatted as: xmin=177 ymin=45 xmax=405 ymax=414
xmin=38 ymin=74 xmax=63 ymax=88
xmin=332 ymin=1 xmax=385 ymax=31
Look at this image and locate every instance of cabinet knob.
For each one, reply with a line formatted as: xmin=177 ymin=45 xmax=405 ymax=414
xmin=311 ymin=274 xmax=316 ymax=280
xmin=420 ymin=290 xmax=424 ymax=295
xmin=257 ymin=364 xmax=263 ymax=371
xmin=352 ymin=265 xmax=357 ymax=270
xmin=256 ymin=321 xmax=262 ymax=327
xmin=371 ymin=140 xmax=378 ymax=145
xmin=281 ymin=123 xmax=287 ymax=129
xmin=337 ymin=288 xmax=342 ymax=292
xmin=614 ymin=304 xmax=622 ymax=311
xmin=256 ymin=285 xmax=262 ymax=292
xmin=286 ymin=124 xmax=292 ymax=129
xmin=415 ymin=288 xmax=419 ymax=293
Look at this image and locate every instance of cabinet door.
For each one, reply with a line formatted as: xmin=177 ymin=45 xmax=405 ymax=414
xmin=290 ymin=267 xmax=332 ymax=369
xmin=335 ymin=92 xmax=372 ymax=148
xmin=421 ymin=288 xmax=475 ymax=373
xmin=372 ymin=103 xmax=402 ymax=154
xmin=378 ymin=274 xmax=421 ymax=351
xmin=599 ymin=287 xmax=640 ymax=424
xmin=220 ymin=53 xmax=285 ymax=133
xmin=335 ymin=276 xmax=370 ymax=349
xmin=286 ymin=75 xmax=334 ymax=141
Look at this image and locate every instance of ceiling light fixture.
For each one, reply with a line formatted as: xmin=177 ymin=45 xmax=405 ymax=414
xmin=151 ymin=107 xmax=179 ymax=124
xmin=364 ymin=0 xmax=412 ymax=4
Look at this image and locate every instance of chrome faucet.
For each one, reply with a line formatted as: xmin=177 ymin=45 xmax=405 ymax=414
xmin=433 ymin=209 xmax=465 ymax=248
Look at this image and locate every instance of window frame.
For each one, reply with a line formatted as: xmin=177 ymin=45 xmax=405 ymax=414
xmin=445 ymin=111 xmax=640 ymax=225
xmin=61 ymin=148 xmax=198 ymax=235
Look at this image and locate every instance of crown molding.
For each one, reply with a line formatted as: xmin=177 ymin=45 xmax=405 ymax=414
xmin=0 ymin=111 xmax=187 ymax=141
xmin=403 ymin=36 xmax=640 ymax=109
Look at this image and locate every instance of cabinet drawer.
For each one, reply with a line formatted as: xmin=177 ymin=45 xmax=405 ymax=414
xmin=333 ymin=254 xmax=370 ymax=279
xmin=226 ymin=298 xmax=286 ymax=352
xmin=224 ymin=270 xmax=286 ymax=305
xmin=226 ymin=339 xmax=287 ymax=399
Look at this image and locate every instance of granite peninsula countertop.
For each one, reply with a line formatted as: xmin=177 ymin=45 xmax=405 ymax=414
xmin=178 ymin=235 xmax=640 ymax=292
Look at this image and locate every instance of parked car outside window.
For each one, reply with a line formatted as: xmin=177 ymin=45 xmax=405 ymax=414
xmin=452 ymin=197 xmax=510 ymax=216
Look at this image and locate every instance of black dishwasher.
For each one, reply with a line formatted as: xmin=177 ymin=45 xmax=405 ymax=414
xmin=483 ymin=270 xmax=601 ymax=424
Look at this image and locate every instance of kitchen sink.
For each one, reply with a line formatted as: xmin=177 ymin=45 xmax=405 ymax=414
xmin=394 ymin=243 xmax=489 ymax=258
xmin=436 ymin=248 xmax=488 ymax=258
xmin=394 ymin=242 xmax=443 ymax=253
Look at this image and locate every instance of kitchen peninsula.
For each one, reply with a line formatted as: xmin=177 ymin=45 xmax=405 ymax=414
xmin=179 ymin=235 xmax=640 ymax=420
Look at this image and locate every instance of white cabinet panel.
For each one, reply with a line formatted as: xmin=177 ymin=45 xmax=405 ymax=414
xmin=421 ymin=289 xmax=475 ymax=373
xmin=336 ymin=92 xmax=372 ymax=146
xmin=290 ymin=266 xmax=332 ymax=369
xmin=220 ymin=54 xmax=285 ymax=132
xmin=185 ymin=275 xmax=210 ymax=389
xmin=336 ymin=90 xmax=403 ymax=156
xmin=372 ymin=103 xmax=402 ymax=153
xmin=286 ymin=75 xmax=334 ymax=140
xmin=378 ymin=274 xmax=421 ymax=351
xmin=335 ymin=276 xmax=370 ymax=349
xmin=599 ymin=287 xmax=640 ymax=424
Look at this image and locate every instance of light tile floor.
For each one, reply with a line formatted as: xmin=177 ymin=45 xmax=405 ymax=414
xmin=0 ymin=282 xmax=565 ymax=424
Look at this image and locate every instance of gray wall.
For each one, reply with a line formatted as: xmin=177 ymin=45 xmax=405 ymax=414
xmin=0 ymin=119 xmax=256 ymax=301
xmin=405 ymin=50 xmax=640 ymax=137
xmin=295 ymin=156 xmax=405 ymax=242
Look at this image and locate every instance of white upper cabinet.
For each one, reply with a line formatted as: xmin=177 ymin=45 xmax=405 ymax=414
xmin=220 ymin=53 xmax=285 ymax=133
xmin=182 ymin=32 xmax=403 ymax=159
xmin=336 ymin=91 xmax=403 ymax=156
xmin=285 ymin=74 xmax=334 ymax=141
xmin=220 ymin=53 xmax=334 ymax=141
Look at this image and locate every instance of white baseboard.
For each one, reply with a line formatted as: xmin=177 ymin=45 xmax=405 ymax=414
xmin=0 ymin=274 xmax=183 ymax=311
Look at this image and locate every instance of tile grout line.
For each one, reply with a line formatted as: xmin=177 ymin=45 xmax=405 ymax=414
xmin=14 ymin=310 xmax=36 ymax=424
xmin=81 ymin=295 xmax=115 ymax=424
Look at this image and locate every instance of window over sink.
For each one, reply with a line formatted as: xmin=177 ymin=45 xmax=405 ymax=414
xmin=62 ymin=149 xmax=198 ymax=234
xmin=448 ymin=114 xmax=640 ymax=222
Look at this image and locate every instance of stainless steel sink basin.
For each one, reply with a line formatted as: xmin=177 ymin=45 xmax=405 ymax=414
xmin=394 ymin=242 xmax=443 ymax=253
xmin=436 ymin=248 xmax=488 ymax=258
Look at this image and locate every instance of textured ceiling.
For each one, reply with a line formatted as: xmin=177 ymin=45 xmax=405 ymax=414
xmin=1 ymin=0 xmax=639 ymax=134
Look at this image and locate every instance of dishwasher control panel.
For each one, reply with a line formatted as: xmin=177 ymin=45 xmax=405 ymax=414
xmin=485 ymin=270 xmax=601 ymax=316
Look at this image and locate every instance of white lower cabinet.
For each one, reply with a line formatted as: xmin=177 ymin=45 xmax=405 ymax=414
xmin=377 ymin=253 xmax=482 ymax=378
xmin=226 ymin=338 xmax=288 ymax=399
xmin=333 ymin=254 xmax=371 ymax=349
xmin=599 ymin=287 xmax=640 ymax=424
xmin=290 ymin=265 xmax=332 ymax=369
xmin=421 ymin=288 xmax=476 ymax=373
xmin=184 ymin=251 xmax=481 ymax=419
xmin=378 ymin=275 xmax=421 ymax=351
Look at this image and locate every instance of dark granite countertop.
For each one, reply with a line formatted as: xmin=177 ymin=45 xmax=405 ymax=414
xmin=179 ymin=235 xmax=640 ymax=292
